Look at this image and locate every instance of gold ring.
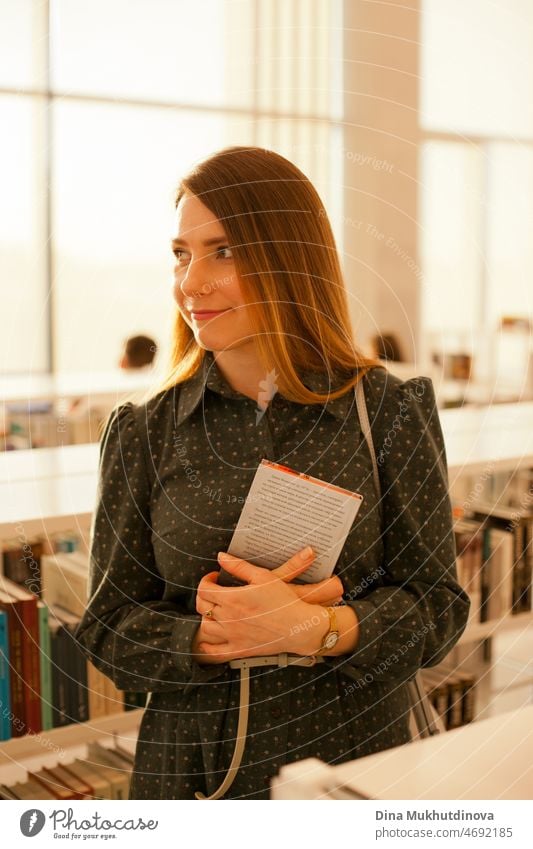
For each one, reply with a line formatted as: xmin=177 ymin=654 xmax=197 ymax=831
xmin=205 ymin=606 xmax=216 ymax=619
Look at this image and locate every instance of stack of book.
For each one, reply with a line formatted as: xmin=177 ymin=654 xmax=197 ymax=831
xmin=0 ymin=739 xmax=136 ymax=799
xmin=0 ymin=541 xmax=146 ymax=742
xmin=454 ymin=501 xmax=533 ymax=624
xmin=2 ymin=530 xmax=83 ymax=599
xmin=2 ymin=403 xmax=105 ymax=450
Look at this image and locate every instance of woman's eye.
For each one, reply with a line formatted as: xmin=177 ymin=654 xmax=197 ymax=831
xmin=173 ymin=249 xmax=189 ymax=264
xmin=217 ymin=246 xmax=233 ymax=259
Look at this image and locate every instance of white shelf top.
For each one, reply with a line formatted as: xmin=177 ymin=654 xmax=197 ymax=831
xmin=0 ymin=473 xmax=96 ymax=534
xmin=272 ymin=705 xmax=533 ymax=800
xmin=0 ymin=443 xmax=99 ymax=483
xmin=1 ymin=369 xmax=157 ymax=405
xmin=441 ymin=401 xmax=533 ymax=474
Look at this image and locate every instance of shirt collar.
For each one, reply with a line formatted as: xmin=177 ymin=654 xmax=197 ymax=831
xmin=176 ymin=350 xmax=356 ymax=426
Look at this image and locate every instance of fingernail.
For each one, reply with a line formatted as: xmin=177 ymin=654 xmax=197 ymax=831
xmin=218 ymin=552 xmax=230 ymax=560
xmin=300 ymin=546 xmax=314 ymax=560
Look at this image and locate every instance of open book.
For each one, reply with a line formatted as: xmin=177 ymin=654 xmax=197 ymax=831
xmin=218 ymin=459 xmax=363 ymax=586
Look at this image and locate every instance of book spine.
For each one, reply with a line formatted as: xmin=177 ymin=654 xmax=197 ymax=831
xmin=460 ymin=674 xmax=476 ymax=724
xmin=38 ymin=603 xmax=53 ymax=731
xmin=51 ymin=626 xmax=70 ymax=728
xmin=87 ymin=664 xmax=110 ymax=720
xmin=524 ymin=516 xmax=533 ymax=611
xmin=20 ymin=597 xmax=42 ymax=734
xmin=479 ymin=526 xmax=491 ymax=623
xmin=3 ymin=544 xmax=43 ymax=597
xmin=0 ymin=610 xmax=11 ymax=740
xmin=72 ymin=631 xmax=89 ymax=724
xmin=425 ymin=682 xmax=448 ymax=727
xmin=445 ymin=676 xmax=463 ymax=729
xmin=487 ymin=532 xmax=500 ymax=621
xmin=6 ymin=605 xmax=26 ymax=737
xmin=512 ymin=523 xmax=524 ymax=613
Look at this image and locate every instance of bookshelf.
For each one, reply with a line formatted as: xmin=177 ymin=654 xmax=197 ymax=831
xmin=441 ymin=402 xmax=533 ymax=647
xmin=0 ymin=399 xmax=532 ymax=788
xmin=1 ymin=369 xmax=157 ymax=449
xmin=0 ymin=707 xmax=143 ymax=783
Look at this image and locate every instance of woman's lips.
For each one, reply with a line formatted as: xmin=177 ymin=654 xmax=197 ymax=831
xmin=191 ymin=309 xmax=231 ymax=319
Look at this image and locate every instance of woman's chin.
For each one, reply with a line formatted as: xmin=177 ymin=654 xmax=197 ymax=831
xmin=193 ymin=329 xmax=236 ymax=351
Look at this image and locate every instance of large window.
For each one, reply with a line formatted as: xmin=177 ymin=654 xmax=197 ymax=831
xmin=1 ymin=0 xmax=342 ymax=374
xmin=419 ymin=0 xmax=533 ymax=390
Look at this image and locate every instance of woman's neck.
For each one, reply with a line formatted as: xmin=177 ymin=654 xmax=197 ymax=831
xmin=212 ymin=346 xmax=275 ymax=404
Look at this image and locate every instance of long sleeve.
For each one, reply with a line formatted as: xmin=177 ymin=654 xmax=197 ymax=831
xmin=74 ymin=403 xmax=225 ymax=693
xmin=332 ymin=370 xmax=470 ymax=684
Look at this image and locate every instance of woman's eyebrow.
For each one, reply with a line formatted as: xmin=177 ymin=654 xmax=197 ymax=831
xmin=171 ymin=236 xmax=228 ymax=248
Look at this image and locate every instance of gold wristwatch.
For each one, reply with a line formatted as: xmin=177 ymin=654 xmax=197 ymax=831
xmin=315 ymin=606 xmax=340 ymax=655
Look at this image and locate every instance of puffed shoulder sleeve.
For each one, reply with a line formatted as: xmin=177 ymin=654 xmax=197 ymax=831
xmin=338 ymin=369 xmax=470 ymax=683
xmin=74 ymin=402 xmax=224 ymax=692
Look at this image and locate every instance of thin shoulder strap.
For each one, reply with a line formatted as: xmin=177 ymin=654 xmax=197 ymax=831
xmin=354 ymin=376 xmax=383 ymax=523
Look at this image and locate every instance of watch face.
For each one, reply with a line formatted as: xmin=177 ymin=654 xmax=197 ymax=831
xmin=324 ymin=631 xmax=339 ymax=649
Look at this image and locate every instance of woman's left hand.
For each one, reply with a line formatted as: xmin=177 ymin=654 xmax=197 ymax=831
xmin=195 ymin=550 xmax=330 ymax=661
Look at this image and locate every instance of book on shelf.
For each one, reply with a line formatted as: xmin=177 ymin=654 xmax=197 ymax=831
xmin=421 ymin=664 xmax=476 ymax=730
xmin=38 ymin=600 xmax=53 ymax=731
xmin=471 ymin=501 xmax=533 ymax=615
xmin=2 ymin=538 xmax=44 ymax=597
xmin=0 ymin=577 xmax=41 ymax=737
xmin=2 ymin=404 xmax=106 ymax=450
xmin=85 ymin=742 xmax=132 ymax=799
xmin=0 ymin=782 xmax=20 ymax=800
xmin=46 ymin=763 xmax=93 ymax=800
xmin=61 ymin=759 xmax=113 ymax=800
xmin=0 ymin=735 xmax=137 ymax=800
xmin=48 ymin=606 xmax=89 ymax=728
xmin=2 ymin=776 xmax=58 ymax=800
xmin=454 ymin=505 xmax=532 ymax=625
xmin=0 ymin=526 xmax=143 ymax=744
xmin=41 ymin=550 xmax=89 ymax=618
xmin=28 ymin=766 xmax=78 ymax=801
xmin=1 ymin=531 xmax=86 ymax=602
xmin=0 ymin=609 xmax=10 ymax=740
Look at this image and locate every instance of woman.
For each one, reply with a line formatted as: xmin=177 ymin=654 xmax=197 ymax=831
xmin=75 ymin=146 xmax=470 ymax=800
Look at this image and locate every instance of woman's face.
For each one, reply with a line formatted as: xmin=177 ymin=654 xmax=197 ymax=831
xmin=172 ymin=191 xmax=256 ymax=354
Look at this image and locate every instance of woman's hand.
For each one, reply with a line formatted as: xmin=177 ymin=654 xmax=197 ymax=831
xmin=287 ymin=575 xmax=344 ymax=606
xmin=193 ymin=546 xmax=333 ymax=663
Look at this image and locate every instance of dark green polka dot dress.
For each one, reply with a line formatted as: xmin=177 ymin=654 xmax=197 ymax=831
xmin=75 ymin=351 xmax=470 ymax=799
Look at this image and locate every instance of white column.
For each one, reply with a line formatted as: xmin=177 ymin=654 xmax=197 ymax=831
xmin=342 ymin=0 xmax=420 ymax=363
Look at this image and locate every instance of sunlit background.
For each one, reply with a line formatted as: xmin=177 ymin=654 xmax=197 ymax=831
xmin=1 ymin=0 xmax=532 ymax=402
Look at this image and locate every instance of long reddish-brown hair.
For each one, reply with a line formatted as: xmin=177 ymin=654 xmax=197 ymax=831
xmin=154 ymin=145 xmax=380 ymax=404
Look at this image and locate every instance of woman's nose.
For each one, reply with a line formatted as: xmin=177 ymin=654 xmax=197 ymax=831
xmin=178 ymin=257 xmax=208 ymax=298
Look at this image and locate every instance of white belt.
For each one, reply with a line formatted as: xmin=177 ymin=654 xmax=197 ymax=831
xmin=195 ymin=653 xmax=325 ymax=800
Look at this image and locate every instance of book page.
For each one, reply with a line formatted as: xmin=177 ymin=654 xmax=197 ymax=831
xmin=224 ymin=459 xmax=363 ymax=584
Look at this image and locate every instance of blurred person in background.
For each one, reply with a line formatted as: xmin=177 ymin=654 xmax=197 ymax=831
xmin=119 ymin=334 xmax=158 ymax=370
xmin=371 ymin=332 xmax=404 ymax=363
